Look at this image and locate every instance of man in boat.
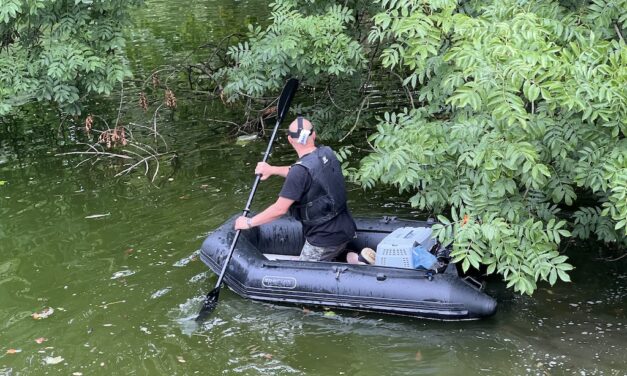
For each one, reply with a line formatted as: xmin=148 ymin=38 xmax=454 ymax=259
xmin=234 ymin=116 xmax=357 ymax=261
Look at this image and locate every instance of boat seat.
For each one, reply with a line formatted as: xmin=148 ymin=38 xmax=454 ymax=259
xmin=263 ymin=253 xmax=300 ymax=261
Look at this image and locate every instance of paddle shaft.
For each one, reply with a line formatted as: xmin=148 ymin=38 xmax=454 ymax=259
xmin=212 ymin=116 xmax=284 ymax=290
xmin=195 ymin=79 xmax=298 ymax=321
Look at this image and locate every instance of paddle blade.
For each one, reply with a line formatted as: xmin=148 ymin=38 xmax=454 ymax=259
xmin=277 ymin=78 xmax=299 ymax=122
xmin=195 ymin=287 xmax=221 ymax=322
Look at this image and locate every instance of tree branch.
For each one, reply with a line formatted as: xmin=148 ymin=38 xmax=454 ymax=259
xmin=340 ymin=94 xmax=372 ymax=142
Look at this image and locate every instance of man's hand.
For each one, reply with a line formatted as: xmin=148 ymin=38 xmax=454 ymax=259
xmin=255 ymin=162 xmax=273 ymax=181
xmin=234 ymin=216 xmax=251 ymax=230
xmin=232 ymin=197 xmax=293 ymax=231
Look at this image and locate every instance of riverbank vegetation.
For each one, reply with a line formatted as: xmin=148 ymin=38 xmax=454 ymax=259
xmin=204 ymin=0 xmax=626 ymax=294
xmin=0 ymin=0 xmax=143 ymax=116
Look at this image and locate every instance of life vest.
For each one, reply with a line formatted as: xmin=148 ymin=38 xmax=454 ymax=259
xmin=292 ymin=146 xmax=348 ymax=226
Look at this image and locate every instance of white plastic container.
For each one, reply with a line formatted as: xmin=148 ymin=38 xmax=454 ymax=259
xmin=375 ymin=227 xmax=435 ymax=268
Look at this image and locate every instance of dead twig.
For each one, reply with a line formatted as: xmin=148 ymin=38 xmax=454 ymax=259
xmin=127 ymin=122 xmax=169 ymax=150
xmin=326 ymin=85 xmax=353 ymax=113
xmin=115 ymin=80 xmax=124 ymax=127
xmin=339 ymin=94 xmax=373 ymax=142
xmin=59 ymin=87 xmax=175 ymax=183
xmin=391 ymin=71 xmax=415 ymax=109
xmin=204 ymin=118 xmax=240 ymax=127
xmin=57 ymin=151 xmax=133 ymax=160
xmin=601 ymin=253 xmax=627 ymax=262
xmin=98 ymin=300 xmax=126 ymax=309
xmin=152 ymin=103 xmax=165 ymax=141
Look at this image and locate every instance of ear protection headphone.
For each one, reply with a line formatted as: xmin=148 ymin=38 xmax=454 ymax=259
xmin=288 ymin=116 xmax=313 ymax=145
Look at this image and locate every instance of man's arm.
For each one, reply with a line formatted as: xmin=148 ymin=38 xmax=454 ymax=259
xmin=255 ymin=162 xmax=290 ymax=180
xmin=234 ymin=197 xmax=294 ymax=230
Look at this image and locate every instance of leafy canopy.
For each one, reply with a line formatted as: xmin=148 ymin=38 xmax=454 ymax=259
xmin=354 ymin=0 xmax=627 ymax=294
xmin=215 ymin=1 xmax=365 ymax=101
xmin=217 ymin=0 xmax=627 ymax=294
xmin=213 ymin=0 xmax=627 ymax=294
xmin=0 ymin=0 xmax=143 ymax=116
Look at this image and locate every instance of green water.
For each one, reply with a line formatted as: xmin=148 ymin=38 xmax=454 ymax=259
xmin=1 ymin=1 xmax=626 ymax=375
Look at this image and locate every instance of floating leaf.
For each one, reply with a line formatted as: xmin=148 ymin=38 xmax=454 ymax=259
xmin=32 ymin=307 xmax=54 ymax=320
xmin=415 ymin=351 xmax=423 ymax=361
xmin=173 ymin=250 xmax=200 ymax=267
xmin=84 ymin=213 xmax=110 ymax=219
xmin=150 ymin=287 xmax=172 ymax=299
xmin=43 ymin=356 xmax=64 ymax=365
xmin=110 ymin=270 xmax=135 ymax=280
xmin=236 ymin=134 xmax=258 ymax=144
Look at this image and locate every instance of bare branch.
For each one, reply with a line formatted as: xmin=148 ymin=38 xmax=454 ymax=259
xmin=602 ymin=252 xmax=627 ymax=262
xmin=326 ymin=86 xmax=353 ymax=113
xmin=339 ymin=94 xmax=372 ymax=142
xmin=56 ymin=151 xmax=133 ymax=159
xmin=391 ymin=71 xmax=415 ymax=109
xmin=152 ymin=103 xmax=165 ymax=140
xmin=204 ymin=118 xmax=240 ymax=127
xmin=115 ymin=80 xmax=124 ymax=127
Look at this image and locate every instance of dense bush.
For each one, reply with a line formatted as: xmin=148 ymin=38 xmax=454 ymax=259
xmin=214 ymin=0 xmax=626 ymax=294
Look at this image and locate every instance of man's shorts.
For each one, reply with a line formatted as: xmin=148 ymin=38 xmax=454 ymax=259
xmin=299 ymin=240 xmax=348 ymax=262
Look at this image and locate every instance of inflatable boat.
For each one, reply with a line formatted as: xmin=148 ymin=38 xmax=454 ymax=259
xmin=199 ymin=215 xmax=497 ymax=320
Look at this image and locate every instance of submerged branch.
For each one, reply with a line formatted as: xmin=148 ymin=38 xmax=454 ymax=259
xmin=601 ymin=252 xmax=627 ymax=262
xmin=58 ymin=91 xmax=176 ymax=183
xmin=57 ymin=151 xmax=133 ymax=160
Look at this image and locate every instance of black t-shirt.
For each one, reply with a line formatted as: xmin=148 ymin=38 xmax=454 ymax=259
xmin=279 ymin=163 xmax=356 ymax=247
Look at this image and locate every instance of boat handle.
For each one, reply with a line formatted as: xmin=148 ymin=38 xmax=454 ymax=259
xmin=334 ymin=266 xmax=348 ymax=280
xmin=425 ymin=270 xmax=434 ymax=281
xmin=381 ymin=216 xmax=397 ymax=224
xmin=462 ymin=276 xmax=485 ymax=291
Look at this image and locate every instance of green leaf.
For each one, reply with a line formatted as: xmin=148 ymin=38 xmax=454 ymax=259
xmin=549 ymin=269 xmax=557 ymax=285
xmin=557 ymin=269 xmax=571 ymax=283
xmin=462 ymin=258 xmax=470 ymax=272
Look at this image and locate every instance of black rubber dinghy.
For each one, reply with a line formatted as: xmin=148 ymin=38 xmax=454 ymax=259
xmin=200 ymin=215 xmax=497 ymax=320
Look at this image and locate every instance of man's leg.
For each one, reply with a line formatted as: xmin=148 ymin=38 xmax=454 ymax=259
xmin=299 ymin=240 xmax=348 ymax=261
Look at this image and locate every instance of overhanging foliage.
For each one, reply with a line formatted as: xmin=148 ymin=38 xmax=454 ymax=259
xmin=0 ymin=0 xmax=143 ymax=116
xmin=211 ymin=0 xmax=626 ymax=294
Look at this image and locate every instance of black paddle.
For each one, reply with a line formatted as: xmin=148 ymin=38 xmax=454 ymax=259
xmin=196 ymin=78 xmax=299 ymax=321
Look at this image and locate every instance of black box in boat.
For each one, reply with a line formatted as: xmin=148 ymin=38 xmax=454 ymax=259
xmin=200 ymin=215 xmax=497 ymax=320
